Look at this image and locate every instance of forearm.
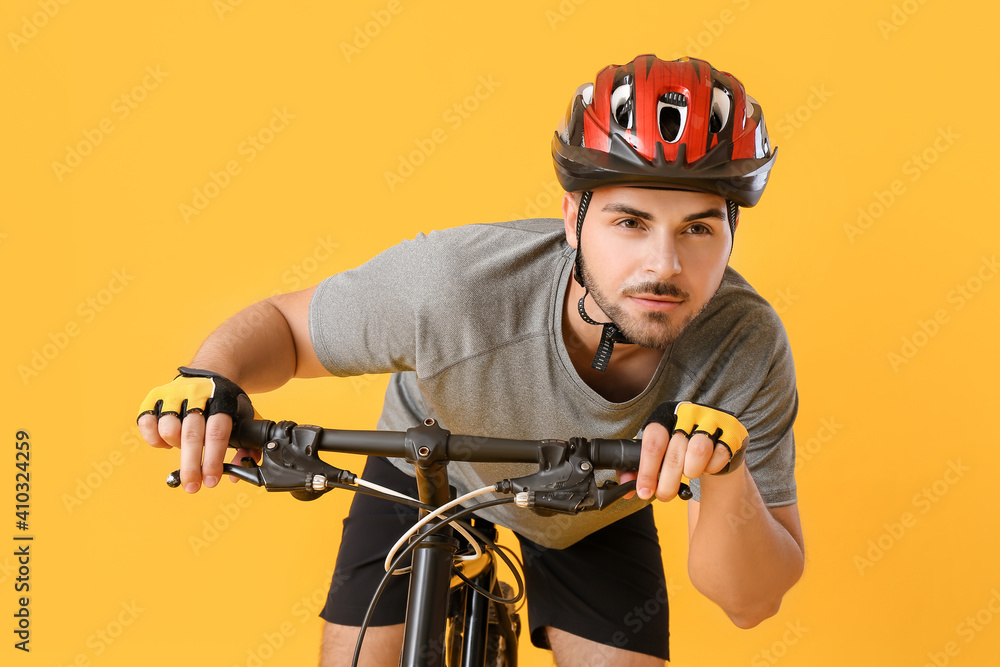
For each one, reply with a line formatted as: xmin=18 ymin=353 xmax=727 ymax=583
xmin=189 ymin=298 xmax=298 ymax=393
xmin=687 ymin=465 xmax=804 ymax=628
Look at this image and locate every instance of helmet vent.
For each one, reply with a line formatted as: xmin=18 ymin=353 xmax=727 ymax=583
xmin=710 ymin=85 xmax=732 ymax=134
xmin=611 ymin=79 xmax=634 ymax=129
xmin=657 ymin=93 xmax=688 ymax=143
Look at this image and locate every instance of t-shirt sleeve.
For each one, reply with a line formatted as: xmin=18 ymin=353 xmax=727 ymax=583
xmin=307 ymin=223 xmax=529 ymax=378
xmin=683 ymin=301 xmax=799 ymax=507
xmin=308 ymin=231 xmax=440 ymax=377
xmin=735 ymin=318 xmax=798 ymax=507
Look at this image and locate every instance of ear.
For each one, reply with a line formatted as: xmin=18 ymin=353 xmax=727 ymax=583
xmin=562 ymin=192 xmax=579 ymax=249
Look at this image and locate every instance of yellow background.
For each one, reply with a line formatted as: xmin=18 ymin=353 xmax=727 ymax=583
xmin=2 ymin=0 xmax=998 ymax=665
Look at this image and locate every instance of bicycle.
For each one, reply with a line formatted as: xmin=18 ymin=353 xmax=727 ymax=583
xmin=166 ymin=416 xmax=692 ymax=666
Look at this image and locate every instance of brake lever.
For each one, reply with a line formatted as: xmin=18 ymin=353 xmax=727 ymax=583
xmin=590 ymin=479 xmax=693 ymax=508
xmin=165 ymin=422 xmax=354 ymax=500
xmin=497 ymin=436 xmax=693 ymax=514
xmin=166 ymin=459 xmax=263 ymax=488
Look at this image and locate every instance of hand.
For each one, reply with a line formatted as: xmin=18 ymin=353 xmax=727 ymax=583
xmin=621 ymin=401 xmax=748 ymax=501
xmin=136 ymin=367 xmax=258 ymax=493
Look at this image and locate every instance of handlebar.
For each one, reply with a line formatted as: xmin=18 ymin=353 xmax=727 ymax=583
xmin=166 ymin=418 xmax=693 ymax=509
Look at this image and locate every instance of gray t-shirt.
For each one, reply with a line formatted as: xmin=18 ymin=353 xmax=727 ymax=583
xmin=309 ymin=219 xmax=797 ymax=548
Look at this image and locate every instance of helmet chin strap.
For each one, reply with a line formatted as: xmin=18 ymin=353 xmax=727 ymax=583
xmin=577 ymin=291 xmax=631 ymax=372
xmin=572 ymin=190 xmax=633 ymax=372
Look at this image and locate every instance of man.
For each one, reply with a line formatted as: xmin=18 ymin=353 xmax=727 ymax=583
xmin=138 ymin=55 xmax=804 ymax=665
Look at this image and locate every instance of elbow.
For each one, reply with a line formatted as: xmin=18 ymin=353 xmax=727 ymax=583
xmin=726 ymin=599 xmax=782 ymax=629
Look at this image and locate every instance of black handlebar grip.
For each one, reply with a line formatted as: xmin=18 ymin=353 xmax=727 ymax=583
xmin=590 ymin=438 xmax=693 ymax=501
xmin=230 ymin=419 xmax=276 ymax=450
xmin=589 ymin=438 xmax=643 ymax=470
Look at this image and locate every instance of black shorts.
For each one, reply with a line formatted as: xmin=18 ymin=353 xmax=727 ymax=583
xmin=320 ymin=456 xmax=670 ymax=661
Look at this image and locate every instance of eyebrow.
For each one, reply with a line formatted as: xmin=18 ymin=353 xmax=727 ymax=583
xmin=601 ymin=202 xmax=727 ymax=223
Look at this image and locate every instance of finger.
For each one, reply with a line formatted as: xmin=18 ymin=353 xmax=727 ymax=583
xmin=228 ymin=447 xmax=260 ymax=483
xmin=682 ymin=433 xmax=716 ymax=479
xmin=137 ymin=414 xmax=170 ymax=448
xmin=655 ymin=431 xmax=688 ymax=502
xmin=179 ymin=414 xmax=206 ymax=492
xmin=705 ymin=442 xmax=735 ymax=474
xmin=201 ymin=413 xmax=233 ymax=488
xmin=617 ymin=470 xmax=637 ymax=499
xmin=157 ymin=413 xmax=183 ymax=449
xmin=637 ymin=423 xmax=671 ymax=500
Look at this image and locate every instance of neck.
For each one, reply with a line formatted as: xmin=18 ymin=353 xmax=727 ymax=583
xmin=561 ymin=273 xmax=663 ymax=401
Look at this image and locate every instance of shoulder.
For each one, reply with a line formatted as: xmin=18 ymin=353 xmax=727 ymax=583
xmin=711 ymin=268 xmax=782 ymax=325
xmin=666 ymin=267 xmax=793 ymax=391
xmin=394 ymin=219 xmax=571 ymax=292
xmin=402 ymin=219 xmax=568 ymax=259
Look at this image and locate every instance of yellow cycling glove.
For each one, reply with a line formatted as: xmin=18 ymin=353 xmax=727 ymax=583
xmin=644 ymin=401 xmax=749 ymax=475
xmin=137 ymin=367 xmax=255 ymax=424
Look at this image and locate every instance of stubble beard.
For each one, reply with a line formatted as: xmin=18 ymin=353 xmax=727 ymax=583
xmin=578 ymin=254 xmax=707 ymax=350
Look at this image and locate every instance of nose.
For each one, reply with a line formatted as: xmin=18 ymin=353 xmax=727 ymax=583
xmin=643 ymin=231 xmax=681 ymax=280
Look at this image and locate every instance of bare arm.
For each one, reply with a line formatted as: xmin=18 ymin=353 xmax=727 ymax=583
xmin=686 ymin=466 xmax=804 ymax=628
xmin=186 ymin=287 xmax=327 ymax=390
xmin=631 ymin=420 xmax=803 ymax=628
xmin=137 ymin=286 xmax=328 ymax=491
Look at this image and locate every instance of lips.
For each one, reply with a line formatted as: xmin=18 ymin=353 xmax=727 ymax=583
xmin=628 ymin=295 xmax=683 ymax=312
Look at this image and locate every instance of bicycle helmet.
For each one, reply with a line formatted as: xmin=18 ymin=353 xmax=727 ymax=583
xmin=553 ymin=54 xmax=776 ymax=207
xmin=553 ymin=55 xmax=777 ymax=371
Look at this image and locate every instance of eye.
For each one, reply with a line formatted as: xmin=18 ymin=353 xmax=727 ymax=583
xmin=685 ymin=223 xmax=713 ymax=236
xmin=709 ymin=86 xmax=732 ymax=134
xmin=611 ymin=78 xmax=634 ymax=129
xmin=657 ymin=91 xmax=687 ymax=143
xmin=617 ymin=218 xmax=643 ymax=230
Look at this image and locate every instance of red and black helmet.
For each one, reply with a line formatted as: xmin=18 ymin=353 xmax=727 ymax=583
xmin=552 ymin=55 xmax=776 ymax=208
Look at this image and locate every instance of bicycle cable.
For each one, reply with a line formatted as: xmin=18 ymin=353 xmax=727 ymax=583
xmin=383 ymin=485 xmax=496 ymax=574
xmin=351 ymin=497 xmax=518 ymax=667
xmin=328 ymin=478 xmax=487 ymax=560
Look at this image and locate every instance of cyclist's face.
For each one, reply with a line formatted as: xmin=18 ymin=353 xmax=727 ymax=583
xmin=564 ymin=186 xmax=732 ymax=349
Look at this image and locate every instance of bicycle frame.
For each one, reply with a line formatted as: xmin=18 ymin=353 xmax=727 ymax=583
xmin=399 ymin=422 xmax=517 ymax=666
